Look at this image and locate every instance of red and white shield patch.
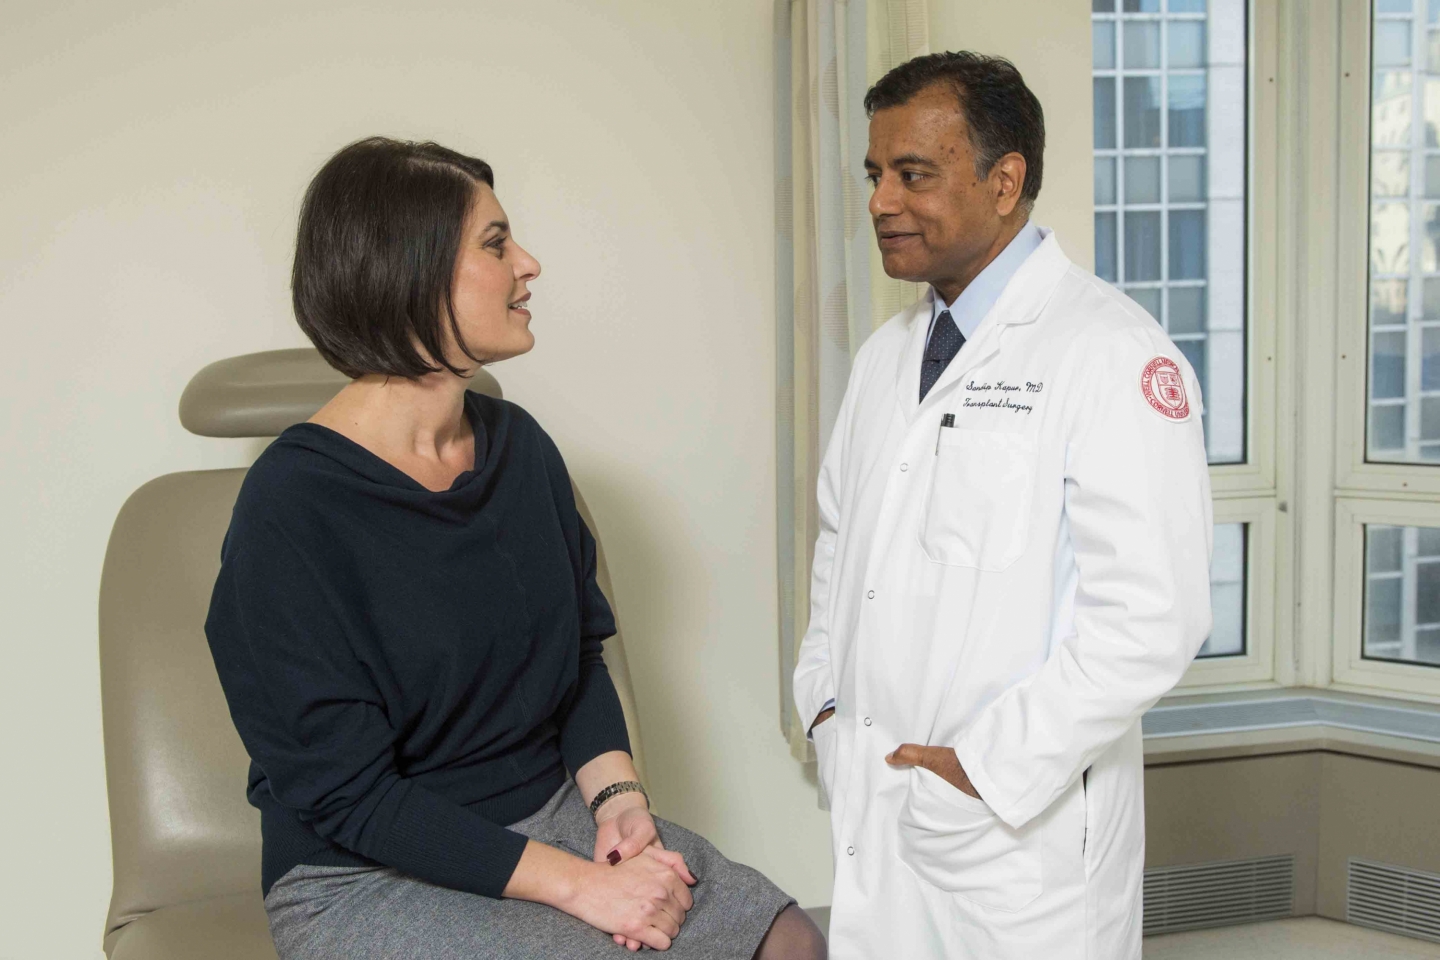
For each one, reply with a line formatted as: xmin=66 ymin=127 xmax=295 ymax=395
xmin=1140 ymin=356 xmax=1190 ymax=420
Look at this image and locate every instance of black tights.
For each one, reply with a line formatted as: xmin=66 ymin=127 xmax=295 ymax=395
xmin=751 ymin=904 xmax=827 ymax=960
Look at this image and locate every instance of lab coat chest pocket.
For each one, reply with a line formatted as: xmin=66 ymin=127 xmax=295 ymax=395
xmin=919 ymin=428 xmax=1037 ymax=570
xmin=896 ymin=767 xmax=1043 ymax=912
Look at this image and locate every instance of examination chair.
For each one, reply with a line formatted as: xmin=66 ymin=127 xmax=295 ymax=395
xmin=99 ymin=349 xmax=649 ymax=960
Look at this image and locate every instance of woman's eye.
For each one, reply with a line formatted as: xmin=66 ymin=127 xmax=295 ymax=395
xmin=488 ymin=237 xmax=508 ymax=255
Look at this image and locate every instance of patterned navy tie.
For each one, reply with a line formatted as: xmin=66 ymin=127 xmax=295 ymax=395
xmin=919 ymin=309 xmax=965 ymax=401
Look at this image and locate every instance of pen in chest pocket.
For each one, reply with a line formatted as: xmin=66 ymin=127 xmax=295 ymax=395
xmin=935 ymin=413 xmax=955 ymax=454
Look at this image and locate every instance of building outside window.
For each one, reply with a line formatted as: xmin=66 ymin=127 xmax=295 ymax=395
xmin=1360 ymin=0 xmax=1440 ymax=672
xmin=1093 ymin=0 xmax=1250 ymax=659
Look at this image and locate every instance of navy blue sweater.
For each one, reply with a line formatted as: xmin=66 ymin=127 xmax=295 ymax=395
xmin=204 ymin=391 xmax=631 ymax=899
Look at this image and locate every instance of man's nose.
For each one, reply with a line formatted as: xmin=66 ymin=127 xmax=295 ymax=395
xmin=869 ymin=175 xmax=901 ymax=219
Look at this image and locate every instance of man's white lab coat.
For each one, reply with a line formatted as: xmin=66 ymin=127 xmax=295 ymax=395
xmin=793 ymin=229 xmax=1213 ymax=960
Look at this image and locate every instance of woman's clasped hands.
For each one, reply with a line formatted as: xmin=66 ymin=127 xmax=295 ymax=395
xmin=586 ymin=791 xmax=698 ymax=952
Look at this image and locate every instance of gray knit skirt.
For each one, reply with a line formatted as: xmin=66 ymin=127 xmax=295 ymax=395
xmin=263 ymin=779 xmax=796 ymax=959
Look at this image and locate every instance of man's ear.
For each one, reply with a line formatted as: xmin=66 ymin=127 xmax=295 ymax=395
xmin=993 ymin=152 xmax=1028 ymax=217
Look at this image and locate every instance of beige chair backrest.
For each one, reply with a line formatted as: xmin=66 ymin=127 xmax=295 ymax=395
xmin=100 ymin=350 xmax=645 ymax=951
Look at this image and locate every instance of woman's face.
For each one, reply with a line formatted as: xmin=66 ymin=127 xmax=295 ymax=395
xmin=446 ymin=182 xmax=541 ymax=368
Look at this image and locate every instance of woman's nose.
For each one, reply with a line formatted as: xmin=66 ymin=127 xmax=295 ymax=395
xmin=513 ymin=242 xmax=541 ymax=281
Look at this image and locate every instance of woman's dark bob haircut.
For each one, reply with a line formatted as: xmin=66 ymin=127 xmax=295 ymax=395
xmin=292 ymin=136 xmax=495 ymax=379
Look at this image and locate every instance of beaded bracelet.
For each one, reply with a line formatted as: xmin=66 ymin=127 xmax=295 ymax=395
xmin=589 ymin=780 xmax=648 ymax=818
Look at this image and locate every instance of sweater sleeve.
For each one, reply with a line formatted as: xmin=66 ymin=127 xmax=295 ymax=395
xmin=537 ymin=436 xmax=632 ymax=776
xmin=205 ymin=515 xmax=528 ymax=899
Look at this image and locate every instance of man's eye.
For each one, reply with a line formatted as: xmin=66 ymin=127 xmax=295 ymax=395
xmin=902 ymin=171 xmax=924 ymax=183
xmin=865 ymin=174 xmax=880 ymax=187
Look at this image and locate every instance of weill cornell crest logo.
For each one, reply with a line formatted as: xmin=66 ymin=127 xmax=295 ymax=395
xmin=1140 ymin=356 xmax=1190 ymax=420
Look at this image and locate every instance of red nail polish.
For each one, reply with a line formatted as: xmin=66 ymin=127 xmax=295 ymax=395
xmin=607 ymin=850 xmax=621 ymax=865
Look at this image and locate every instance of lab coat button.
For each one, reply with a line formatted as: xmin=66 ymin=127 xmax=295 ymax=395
xmin=847 ymin=846 xmax=856 ymax=856
xmin=900 ymin=463 xmax=908 ymax=472
xmin=866 ymin=590 xmax=875 ymax=599
xmin=864 ymin=717 xmax=872 ymax=726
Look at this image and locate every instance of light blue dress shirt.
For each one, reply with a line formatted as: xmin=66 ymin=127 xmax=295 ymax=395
xmin=925 ymin=220 xmax=1045 ymax=348
xmin=811 ymin=221 xmax=1045 ymax=732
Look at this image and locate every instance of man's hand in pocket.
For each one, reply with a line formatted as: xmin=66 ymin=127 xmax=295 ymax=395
xmin=885 ymin=743 xmax=982 ymax=800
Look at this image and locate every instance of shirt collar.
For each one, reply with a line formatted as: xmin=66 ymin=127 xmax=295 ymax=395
xmin=930 ymin=220 xmax=1045 ymax=342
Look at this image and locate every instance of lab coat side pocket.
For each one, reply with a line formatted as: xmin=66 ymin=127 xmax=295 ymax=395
xmin=812 ymin=718 xmax=839 ymax=811
xmin=919 ymin=429 xmax=1037 ymax=571
xmin=895 ymin=766 xmax=1043 ymax=912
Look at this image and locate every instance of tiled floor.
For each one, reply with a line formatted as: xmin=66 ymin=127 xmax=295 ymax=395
xmin=802 ymin=910 xmax=1440 ymax=957
xmin=1143 ymin=918 xmax=1440 ymax=959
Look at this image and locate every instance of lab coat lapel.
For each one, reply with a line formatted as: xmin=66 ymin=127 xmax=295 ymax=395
xmin=912 ymin=232 xmax=1072 ymax=411
xmin=893 ymin=294 xmax=938 ymax=419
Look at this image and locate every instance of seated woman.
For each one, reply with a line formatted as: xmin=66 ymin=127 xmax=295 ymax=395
xmin=204 ymin=137 xmax=826 ymax=960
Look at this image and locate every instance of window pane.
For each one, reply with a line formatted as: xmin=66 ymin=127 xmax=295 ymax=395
xmin=1177 ymin=338 xmax=1208 ymax=394
xmin=1125 ymin=77 xmax=1163 ymax=147
xmin=1424 ymin=395 xmax=1440 ymax=438
xmin=1425 ymin=326 xmax=1440 ymax=388
xmin=1198 ymin=522 xmax=1246 ymax=658
xmin=1170 ymin=209 xmax=1207 ymax=279
xmin=1376 ymin=20 xmax=1413 ymax=68
xmin=1129 ymin=285 xmax=1162 ymax=320
xmin=1372 ymin=403 xmax=1406 ymax=451
xmin=1170 ymin=154 xmax=1206 ymax=201
xmin=1094 ymin=0 xmax=1245 ymax=465
xmin=1373 ymin=278 xmax=1408 ymax=324
xmin=1096 ymin=155 xmax=1118 ymax=205
xmin=1373 ymin=71 xmax=1412 ymax=148
xmin=1126 ymin=212 xmax=1163 ymax=280
xmin=1094 ymin=0 xmax=1116 ymax=11
xmin=1125 ymin=155 xmax=1162 ymax=203
xmin=1364 ymin=524 xmax=1440 ymax=668
xmin=1426 ymin=76 xmax=1440 ymax=148
xmin=1170 ymin=286 xmax=1206 ymax=334
xmin=1096 ymin=212 xmax=1118 ymax=282
xmin=1125 ymin=21 xmax=1162 ymax=68
xmin=1370 ymin=202 xmax=1410 ymax=275
xmin=1095 ymin=20 xmax=1116 ymax=68
xmin=1095 ymin=78 xmax=1117 ymax=149
xmin=1169 ymin=74 xmax=1207 ymax=147
xmin=1426 ymin=276 xmax=1440 ymax=316
xmin=1169 ymin=21 xmax=1206 ymax=69
xmin=1368 ymin=5 xmax=1440 ymax=465
xmin=1370 ymin=524 xmax=1404 ymax=572
xmin=1374 ymin=151 xmax=1411 ymax=196
xmin=1372 ymin=330 xmax=1407 ymax=399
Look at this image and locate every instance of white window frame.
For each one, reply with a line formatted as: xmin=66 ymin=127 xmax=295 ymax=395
xmin=1309 ymin=0 xmax=1440 ymax=700
xmin=1332 ymin=497 xmax=1440 ymax=699
xmin=1336 ymin=0 xmax=1440 ymax=502
xmin=1164 ymin=0 xmax=1288 ymax=690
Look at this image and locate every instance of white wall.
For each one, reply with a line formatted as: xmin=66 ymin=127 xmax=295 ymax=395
xmin=928 ymin=0 xmax=1095 ymax=270
xmin=0 ymin=3 xmax=1092 ymax=958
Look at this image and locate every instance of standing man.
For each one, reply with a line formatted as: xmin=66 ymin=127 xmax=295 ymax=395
xmin=793 ymin=52 xmax=1213 ymax=959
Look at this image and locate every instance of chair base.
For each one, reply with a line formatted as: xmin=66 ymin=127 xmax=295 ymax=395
xmin=107 ymin=892 xmax=277 ymax=960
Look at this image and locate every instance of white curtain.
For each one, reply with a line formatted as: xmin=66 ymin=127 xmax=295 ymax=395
xmin=775 ymin=0 xmax=929 ymax=761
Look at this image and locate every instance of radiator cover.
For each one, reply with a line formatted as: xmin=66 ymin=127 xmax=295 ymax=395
xmin=1143 ymin=855 xmax=1295 ymax=936
xmin=1347 ymin=858 xmax=1440 ymax=944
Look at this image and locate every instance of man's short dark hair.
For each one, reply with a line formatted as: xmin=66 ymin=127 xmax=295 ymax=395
xmin=292 ymin=136 xmax=495 ymax=380
xmin=864 ymin=51 xmax=1045 ymax=209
